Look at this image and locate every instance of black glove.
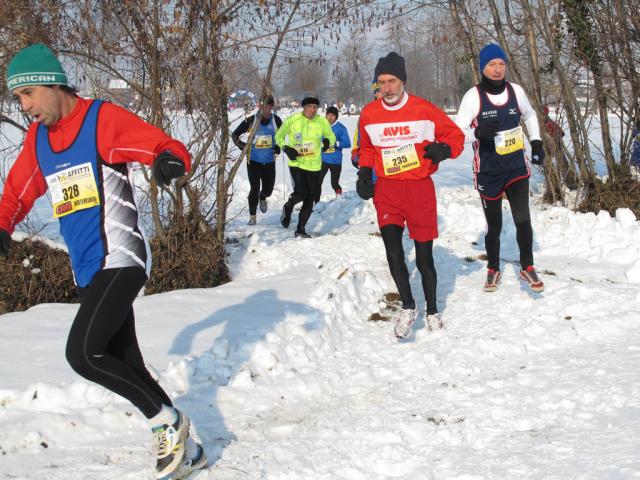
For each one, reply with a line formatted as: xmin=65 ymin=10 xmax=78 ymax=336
xmin=423 ymin=142 xmax=452 ymax=165
xmin=283 ymin=146 xmax=299 ymax=161
xmin=321 ymin=138 xmax=331 ymax=152
xmin=0 ymin=229 xmax=11 ymax=260
xmin=530 ymin=139 xmax=545 ymax=165
xmin=474 ymin=121 xmax=500 ymax=140
xmin=236 ymin=140 xmax=247 ymax=150
xmin=274 ymin=144 xmax=281 ymax=156
xmin=351 ymin=158 xmax=359 ymax=169
xmin=356 ymin=167 xmax=374 ymax=200
xmin=152 ymin=151 xmax=186 ymax=186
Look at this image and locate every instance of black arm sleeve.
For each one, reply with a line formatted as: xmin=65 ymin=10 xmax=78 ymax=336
xmin=231 ymin=115 xmax=254 ymax=148
xmin=274 ymin=114 xmax=283 ymax=129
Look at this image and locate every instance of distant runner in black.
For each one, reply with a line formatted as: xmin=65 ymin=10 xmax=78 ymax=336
xmin=232 ymin=95 xmax=283 ymax=225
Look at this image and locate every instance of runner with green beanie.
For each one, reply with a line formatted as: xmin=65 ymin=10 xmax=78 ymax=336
xmin=6 ymin=43 xmax=69 ymax=90
xmin=1 ymin=43 xmax=206 ymax=480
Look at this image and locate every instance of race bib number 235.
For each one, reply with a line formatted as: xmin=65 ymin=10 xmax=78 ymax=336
xmin=381 ymin=143 xmax=421 ymax=176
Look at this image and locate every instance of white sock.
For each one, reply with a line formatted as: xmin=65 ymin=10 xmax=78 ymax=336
xmin=186 ymin=436 xmax=199 ymax=460
xmin=149 ymin=405 xmax=177 ymax=428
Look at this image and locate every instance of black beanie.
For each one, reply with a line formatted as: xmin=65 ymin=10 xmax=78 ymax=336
xmin=301 ymin=92 xmax=320 ymax=107
xmin=263 ymin=95 xmax=275 ymax=106
xmin=374 ymin=52 xmax=407 ymax=83
xmin=326 ymin=106 xmax=339 ymax=118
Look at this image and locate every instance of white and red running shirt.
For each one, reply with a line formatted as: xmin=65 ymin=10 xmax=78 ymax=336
xmin=358 ymin=92 xmax=465 ymax=181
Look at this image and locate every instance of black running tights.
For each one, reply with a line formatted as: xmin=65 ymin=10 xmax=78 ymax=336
xmin=481 ymin=178 xmax=533 ymax=271
xmin=315 ymin=163 xmax=342 ymax=202
xmin=247 ymin=161 xmax=276 ymax=215
xmin=285 ymin=169 xmax=321 ymax=231
xmin=381 ymin=224 xmax=438 ymax=315
xmin=66 ymin=267 xmax=171 ymax=419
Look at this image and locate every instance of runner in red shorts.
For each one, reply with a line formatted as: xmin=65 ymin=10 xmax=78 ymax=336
xmin=357 ymin=52 xmax=465 ymax=338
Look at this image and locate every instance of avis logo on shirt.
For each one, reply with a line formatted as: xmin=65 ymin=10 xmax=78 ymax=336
xmin=383 ymin=126 xmax=411 ymax=136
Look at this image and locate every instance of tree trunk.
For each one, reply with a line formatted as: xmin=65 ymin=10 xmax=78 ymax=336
xmin=535 ymin=0 xmax=595 ymax=186
xmin=449 ymin=0 xmax=480 ymax=84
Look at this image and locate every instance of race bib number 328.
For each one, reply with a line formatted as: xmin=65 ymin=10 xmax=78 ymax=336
xmin=45 ymin=162 xmax=101 ymax=218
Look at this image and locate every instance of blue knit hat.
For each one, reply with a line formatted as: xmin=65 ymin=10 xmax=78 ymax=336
xmin=479 ymin=43 xmax=507 ymax=72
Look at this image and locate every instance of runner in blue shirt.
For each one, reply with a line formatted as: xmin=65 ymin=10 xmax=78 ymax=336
xmin=232 ymin=95 xmax=283 ymax=225
xmin=315 ymin=106 xmax=351 ymax=202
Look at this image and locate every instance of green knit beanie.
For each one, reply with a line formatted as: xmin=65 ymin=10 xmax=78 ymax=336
xmin=6 ymin=44 xmax=68 ymax=91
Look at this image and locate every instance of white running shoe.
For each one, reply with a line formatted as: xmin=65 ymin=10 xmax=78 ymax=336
xmin=394 ymin=308 xmax=417 ymax=339
xmin=259 ymin=198 xmax=268 ymax=213
xmin=426 ymin=312 xmax=444 ymax=331
xmin=153 ymin=409 xmax=190 ymax=480
xmin=169 ymin=442 xmax=208 ymax=480
xmin=247 ymin=215 xmax=257 ymax=225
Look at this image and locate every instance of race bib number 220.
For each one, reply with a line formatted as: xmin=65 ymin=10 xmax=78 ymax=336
xmin=495 ymin=126 xmax=524 ymax=155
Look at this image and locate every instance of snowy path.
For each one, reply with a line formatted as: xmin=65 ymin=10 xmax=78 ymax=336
xmin=205 ymin=187 xmax=640 ymax=480
xmin=2 ymin=147 xmax=640 ymax=478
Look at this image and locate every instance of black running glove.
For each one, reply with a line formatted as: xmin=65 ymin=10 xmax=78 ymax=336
xmin=152 ymin=151 xmax=186 ymax=186
xmin=0 ymin=229 xmax=11 ymax=261
xmin=321 ymin=138 xmax=331 ymax=152
xmin=356 ymin=167 xmax=374 ymax=200
xmin=423 ymin=142 xmax=452 ymax=164
xmin=530 ymin=139 xmax=545 ymax=165
xmin=274 ymin=144 xmax=281 ymax=156
xmin=474 ymin=121 xmax=500 ymax=140
xmin=283 ymin=146 xmax=299 ymax=161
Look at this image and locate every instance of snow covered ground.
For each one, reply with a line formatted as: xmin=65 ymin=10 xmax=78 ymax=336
xmin=2 ymin=114 xmax=640 ymax=479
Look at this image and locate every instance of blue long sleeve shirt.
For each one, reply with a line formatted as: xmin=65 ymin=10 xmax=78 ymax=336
xmin=322 ymin=121 xmax=351 ymax=165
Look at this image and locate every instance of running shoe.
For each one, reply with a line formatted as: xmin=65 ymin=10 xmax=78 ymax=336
xmin=484 ymin=269 xmax=501 ymax=292
xmin=520 ymin=265 xmax=544 ymax=292
xmin=280 ymin=206 xmax=291 ymax=228
xmin=394 ymin=308 xmax=417 ymax=339
xmin=153 ymin=409 xmax=190 ymax=480
xmin=426 ymin=312 xmax=444 ymax=331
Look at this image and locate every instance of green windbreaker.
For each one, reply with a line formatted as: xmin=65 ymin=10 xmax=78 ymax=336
xmin=275 ymin=112 xmax=336 ymax=172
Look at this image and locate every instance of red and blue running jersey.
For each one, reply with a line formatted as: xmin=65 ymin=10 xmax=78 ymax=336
xmin=0 ymin=97 xmax=191 ymax=286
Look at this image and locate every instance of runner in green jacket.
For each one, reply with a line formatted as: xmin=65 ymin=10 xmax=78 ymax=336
xmin=276 ymin=92 xmax=335 ymax=237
